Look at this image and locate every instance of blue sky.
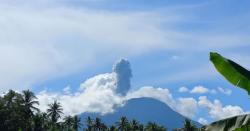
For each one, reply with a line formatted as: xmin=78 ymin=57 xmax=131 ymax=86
xmin=1 ymin=0 xmax=250 ymax=125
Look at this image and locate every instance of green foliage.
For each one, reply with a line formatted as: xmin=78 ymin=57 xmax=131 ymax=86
xmin=145 ymin=122 xmax=166 ymax=131
xmin=209 ymin=52 xmax=250 ymax=130
xmin=234 ymin=125 xmax=250 ymax=131
xmin=210 ymin=52 xmax=250 ymax=94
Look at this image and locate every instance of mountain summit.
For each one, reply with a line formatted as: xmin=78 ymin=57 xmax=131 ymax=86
xmin=80 ymin=97 xmax=202 ymax=130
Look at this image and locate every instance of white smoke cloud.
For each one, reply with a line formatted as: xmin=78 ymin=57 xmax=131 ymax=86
xmin=36 ymin=59 xmax=246 ymax=122
xmin=37 ymin=72 xmax=125 ymax=116
xmin=112 ymin=59 xmax=132 ymax=95
xmin=37 ymin=59 xmax=198 ymax=118
xmin=37 ymin=59 xmax=132 ymax=116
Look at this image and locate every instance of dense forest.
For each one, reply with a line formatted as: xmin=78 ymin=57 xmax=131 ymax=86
xmin=0 ymin=89 xmax=202 ymax=131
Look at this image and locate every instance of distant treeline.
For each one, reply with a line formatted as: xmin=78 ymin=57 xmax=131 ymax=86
xmin=0 ymin=90 xmax=203 ymax=131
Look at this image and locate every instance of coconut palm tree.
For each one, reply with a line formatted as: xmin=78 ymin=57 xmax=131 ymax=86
xmin=64 ymin=115 xmax=74 ymax=130
xmin=21 ymin=90 xmax=39 ymax=114
xmin=73 ymin=115 xmax=81 ymax=131
xmin=183 ymin=119 xmax=196 ymax=131
xmin=130 ymin=119 xmax=139 ymax=131
xmin=139 ymin=124 xmax=144 ymax=131
xmin=21 ymin=90 xmax=39 ymax=130
xmin=116 ymin=116 xmax=129 ymax=131
xmin=33 ymin=112 xmax=49 ymax=131
xmin=4 ymin=90 xmax=18 ymax=108
xmin=93 ymin=117 xmax=106 ymax=131
xmin=86 ymin=116 xmax=94 ymax=131
xmin=109 ymin=125 xmax=117 ymax=131
xmin=145 ymin=122 xmax=166 ymax=131
xmin=47 ymin=100 xmax=63 ymax=129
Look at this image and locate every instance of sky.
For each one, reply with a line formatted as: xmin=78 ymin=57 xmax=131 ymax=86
xmin=1 ymin=0 xmax=250 ymax=125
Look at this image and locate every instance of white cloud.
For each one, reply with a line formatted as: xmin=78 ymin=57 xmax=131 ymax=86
xmin=0 ymin=2 xmax=173 ymax=92
xmin=217 ymin=87 xmax=232 ymax=95
xmin=198 ymin=96 xmax=244 ymax=120
xmin=176 ymin=97 xmax=198 ymax=118
xmin=126 ymin=86 xmax=176 ymax=109
xmin=37 ymin=72 xmax=125 ymax=116
xmin=37 ymin=59 xmax=243 ymax=121
xmin=38 ymin=84 xmax=199 ymax=119
xmin=190 ymin=86 xmax=218 ymax=94
xmin=190 ymin=86 xmax=209 ymax=94
xmin=198 ymin=117 xmax=208 ymax=125
xmin=1 ymin=0 xmax=250 ymax=93
xmin=35 ymin=59 xmax=245 ymax=122
xmin=210 ymin=89 xmax=217 ymax=94
xmin=178 ymin=86 xmax=189 ymax=93
xmin=63 ymin=86 xmax=71 ymax=94
xmin=37 ymin=59 xmax=133 ymax=116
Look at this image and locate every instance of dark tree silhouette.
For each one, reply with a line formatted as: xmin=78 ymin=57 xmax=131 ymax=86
xmin=145 ymin=122 xmax=166 ymax=131
xmin=21 ymin=90 xmax=39 ymax=130
xmin=116 ymin=116 xmax=129 ymax=131
xmin=73 ymin=115 xmax=81 ymax=130
xmin=130 ymin=119 xmax=140 ymax=131
xmin=47 ymin=100 xmax=63 ymax=129
xmin=93 ymin=117 xmax=106 ymax=131
xmin=86 ymin=116 xmax=94 ymax=131
xmin=64 ymin=115 xmax=74 ymax=130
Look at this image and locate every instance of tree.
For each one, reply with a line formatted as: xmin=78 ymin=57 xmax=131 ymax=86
xmin=145 ymin=122 xmax=166 ymax=131
xmin=73 ymin=115 xmax=81 ymax=131
xmin=86 ymin=116 xmax=94 ymax=131
xmin=183 ymin=119 xmax=197 ymax=131
xmin=116 ymin=116 xmax=129 ymax=131
xmin=21 ymin=90 xmax=39 ymax=130
xmin=47 ymin=100 xmax=63 ymax=129
xmin=2 ymin=90 xmax=25 ymax=131
xmin=64 ymin=115 xmax=74 ymax=130
xmin=109 ymin=125 xmax=117 ymax=131
xmin=139 ymin=124 xmax=144 ymax=131
xmin=33 ymin=112 xmax=49 ymax=131
xmin=0 ymin=89 xmax=173 ymax=131
xmin=130 ymin=119 xmax=140 ymax=131
xmin=93 ymin=117 xmax=106 ymax=131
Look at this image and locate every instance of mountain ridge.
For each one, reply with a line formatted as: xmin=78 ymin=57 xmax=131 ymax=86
xmin=80 ymin=97 xmax=202 ymax=130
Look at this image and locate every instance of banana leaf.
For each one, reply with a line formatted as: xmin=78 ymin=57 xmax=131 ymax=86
xmin=210 ymin=52 xmax=250 ymax=95
xmin=234 ymin=125 xmax=250 ymax=131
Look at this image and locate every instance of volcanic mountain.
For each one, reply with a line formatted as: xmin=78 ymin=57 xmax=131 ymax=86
xmin=80 ymin=97 xmax=202 ymax=130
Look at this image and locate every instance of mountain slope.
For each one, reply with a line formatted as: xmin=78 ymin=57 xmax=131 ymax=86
xmin=80 ymin=97 xmax=201 ymax=130
xmin=204 ymin=114 xmax=250 ymax=131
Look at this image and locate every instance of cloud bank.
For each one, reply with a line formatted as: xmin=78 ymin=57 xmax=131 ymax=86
xmin=198 ymin=96 xmax=244 ymax=120
xmin=1 ymin=0 xmax=250 ymax=93
xmin=36 ymin=60 xmax=245 ymax=123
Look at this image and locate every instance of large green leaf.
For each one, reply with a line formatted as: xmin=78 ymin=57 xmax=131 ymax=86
xmin=234 ymin=125 xmax=250 ymax=131
xmin=210 ymin=52 xmax=250 ymax=95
